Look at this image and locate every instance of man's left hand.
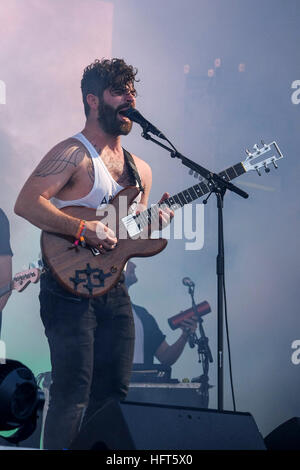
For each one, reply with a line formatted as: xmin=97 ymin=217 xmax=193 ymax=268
xmin=180 ymin=317 xmax=198 ymax=337
xmin=158 ymin=192 xmax=174 ymax=230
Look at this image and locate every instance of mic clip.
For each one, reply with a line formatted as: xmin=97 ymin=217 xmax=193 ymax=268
xmin=188 ymin=332 xmax=197 ymax=349
xmin=141 ymin=131 xmax=151 ymax=140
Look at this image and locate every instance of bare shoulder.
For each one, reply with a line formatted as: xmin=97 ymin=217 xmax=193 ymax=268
xmin=34 ymin=137 xmax=88 ymax=178
xmin=44 ymin=136 xmax=87 ymax=158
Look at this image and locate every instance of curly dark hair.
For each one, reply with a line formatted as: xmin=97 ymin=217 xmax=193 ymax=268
xmin=81 ymin=58 xmax=139 ymax=117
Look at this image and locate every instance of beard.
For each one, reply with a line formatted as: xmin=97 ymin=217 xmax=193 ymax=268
xmin=97 ymin=99 xmax=133 ymax=136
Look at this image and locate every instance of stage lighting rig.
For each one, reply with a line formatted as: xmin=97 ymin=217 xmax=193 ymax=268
xmin=0 ymin=359 xmax=44 ymax=446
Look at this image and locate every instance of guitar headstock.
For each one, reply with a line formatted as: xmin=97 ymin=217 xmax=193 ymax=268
xmin=13 ymin=268 xmax=41 ymax=293
xmin=242 ymin=141 xmax=284 ymax=175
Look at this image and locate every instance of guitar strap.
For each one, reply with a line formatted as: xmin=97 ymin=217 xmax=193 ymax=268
xmin=123 ymin=148 xmax=145 ymax=193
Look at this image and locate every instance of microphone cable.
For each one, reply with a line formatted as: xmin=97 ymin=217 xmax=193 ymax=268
xmin=223 ymin=274 xmax=237 ymax=412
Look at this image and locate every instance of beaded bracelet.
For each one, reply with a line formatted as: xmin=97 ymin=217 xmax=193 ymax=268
xmin=75 ymin=219 xmax=85 ymax=239
xmin=79 ymin=225 xmax=87 ymax=247
xmin=69 ymin=219 xmax=86 ymax=250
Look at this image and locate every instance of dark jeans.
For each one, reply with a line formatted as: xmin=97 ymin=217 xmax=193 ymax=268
xmin=39 ymin=268 xmax=135 ymax=450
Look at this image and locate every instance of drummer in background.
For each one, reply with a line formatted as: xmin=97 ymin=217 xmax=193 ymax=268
xmin=125 ymin=261 xmax=197 ymax=367
xmin=0 ymin=208 xmax=13 ymax=337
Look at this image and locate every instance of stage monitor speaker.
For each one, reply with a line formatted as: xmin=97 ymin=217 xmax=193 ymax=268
xmin=121 ymin=401 xmax=265 ymax=450
xmin=71 ymin=399 xmax=266 ymax=450
xmin=264 ymin=417 xmax=300 ymax=450
xmin=70 ymin=398 xmax=135 ymax=450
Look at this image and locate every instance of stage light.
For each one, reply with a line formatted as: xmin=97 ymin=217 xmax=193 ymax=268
xmin=0 ymin=359 xmax=44 ymax=445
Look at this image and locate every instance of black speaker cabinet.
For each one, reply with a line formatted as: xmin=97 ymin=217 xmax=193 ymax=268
xmin=70 ymin=398 xmax=136 ymax=450
xmin=264 ymin=417 xmax=300 ymax=450
xmin=71 ymin=399 xmax=266 ymax=450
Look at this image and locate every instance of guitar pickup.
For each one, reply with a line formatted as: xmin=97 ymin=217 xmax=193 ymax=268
xmin=121 ymin=214 xmax=142 ymax=238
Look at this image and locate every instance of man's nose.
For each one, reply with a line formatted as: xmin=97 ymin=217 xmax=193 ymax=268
xmin=125 ymin=92 xmax=135 ymax=104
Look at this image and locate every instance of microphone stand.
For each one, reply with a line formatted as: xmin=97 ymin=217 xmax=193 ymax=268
xmin=140 ymin=130 xmax=248 ymax=411
xmin=186 ymin=283 xmax=213 ymax=409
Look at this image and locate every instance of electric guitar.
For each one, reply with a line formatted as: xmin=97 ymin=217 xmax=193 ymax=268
xmin=0 ymin=268 xmax=41 ymax=299
xmin=41 ymin=140 xmax=284 ymax=298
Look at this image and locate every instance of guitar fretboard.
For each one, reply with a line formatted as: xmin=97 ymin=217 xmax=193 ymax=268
xmin=135 ymin=162 xmax=245 ymax=229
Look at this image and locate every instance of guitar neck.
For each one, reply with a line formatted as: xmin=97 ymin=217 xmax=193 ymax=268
xmin=136 ymin=161 xmax=246 ymax=229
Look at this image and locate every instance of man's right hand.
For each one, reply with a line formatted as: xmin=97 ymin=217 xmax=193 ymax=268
xmin=84 ymin=220 xmax=117 ymax=251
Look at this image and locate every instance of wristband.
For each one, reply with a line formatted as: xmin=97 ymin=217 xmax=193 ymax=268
xmin=75 ymin=219 xmax=85 ymax=239
xmin=69 ymin=220 xmax=86 ymax=250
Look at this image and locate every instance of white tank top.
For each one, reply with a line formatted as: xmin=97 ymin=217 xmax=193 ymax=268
xmin=51 ymin=132 xmax=141 ymax=210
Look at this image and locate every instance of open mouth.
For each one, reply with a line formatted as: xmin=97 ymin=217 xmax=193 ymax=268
xmin=117 ymin=112 xmax=130 ymax=122
xmin=118 ymin=107 xmax=132 ymax=120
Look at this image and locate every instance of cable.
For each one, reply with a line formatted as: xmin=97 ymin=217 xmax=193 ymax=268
xmin=165 ymin=137 xmax=178 ymax=154
xmin=223 ymin=275 xmax=236 ymax=412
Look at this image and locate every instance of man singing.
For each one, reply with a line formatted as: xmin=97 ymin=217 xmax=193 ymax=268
xmin=15 ymin=58 xmax=173 ymax=449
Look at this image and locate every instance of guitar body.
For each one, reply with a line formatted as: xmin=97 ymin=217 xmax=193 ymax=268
xmin=41 ymin=186 xmax=168 ymax=298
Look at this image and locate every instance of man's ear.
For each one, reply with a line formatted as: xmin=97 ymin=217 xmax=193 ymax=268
xmin=86 ymin=93 xmax=99 ymax=112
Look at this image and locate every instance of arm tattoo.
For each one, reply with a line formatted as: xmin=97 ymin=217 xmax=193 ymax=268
xmin=87 ymin=156 xmax=95 ymax=183
xmin=34 ymin=143 xmax=86 ymax=177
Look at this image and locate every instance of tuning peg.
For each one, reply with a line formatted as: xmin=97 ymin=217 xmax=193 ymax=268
xmin=255 ymin=167 xmax=261 ymax=176
xmin=253 ymin=144 xmax=261 ymax=154
xmin=189 ymin=169 xmax=204 ymax=180
xmin=264 ymin=162 xmax=270 ymax=173
xmin=261 ymin=140 xmax=268 ymax=148
xmin=261 ymin=140 xmax=270 ymax=151
xmin=272 ymin=160 xmax=278 ymax=169
xmin=245 ymin=148 xmax=252 ymax=157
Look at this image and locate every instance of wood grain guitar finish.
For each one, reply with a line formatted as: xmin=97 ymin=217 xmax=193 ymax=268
xmin=41 ymin=186 xmax=167 ymax=298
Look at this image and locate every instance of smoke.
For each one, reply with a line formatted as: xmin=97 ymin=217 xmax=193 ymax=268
xmin=0 ymin=0 xmax=299 ymax=438
xmin=111 ymin=0 xmax=300 ymax=436
xmin=0 ymin=0 xmax=113 ymax=375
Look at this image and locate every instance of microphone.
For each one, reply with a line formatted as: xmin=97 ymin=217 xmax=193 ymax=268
xmin=120 ymin=107 xmax=167 ymax=140
xmin=188 ymin=333 xmax=196 ymax=349
xmin=168 ymin=301 xmax=211 ymax=330
xmin=182 ymin=277 xmax=195 ymax=287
